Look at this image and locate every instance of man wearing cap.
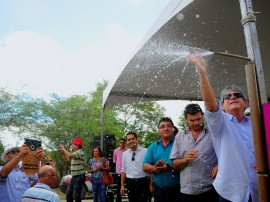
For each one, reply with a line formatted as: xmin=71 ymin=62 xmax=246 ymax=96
xmin=0 ymin=144 xmax=45 ymax=202
xmin=60 ymin=137 xmax=86 ymax=202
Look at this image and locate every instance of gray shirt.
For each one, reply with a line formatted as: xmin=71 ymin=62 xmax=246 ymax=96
xmin=170 ymin=126 xmax=217 ymax=195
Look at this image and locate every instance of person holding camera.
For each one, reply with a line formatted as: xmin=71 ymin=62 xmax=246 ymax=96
xmin=0 ymin=144 xmax=45 ymax=202
xmin=59 ymin=137 xmax=86 ymax=202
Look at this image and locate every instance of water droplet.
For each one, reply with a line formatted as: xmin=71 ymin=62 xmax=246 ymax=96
xmin=176 ymin=13 xmax=184 ymax=21
xmin=196 ymin=14 xmax=200 ymax=18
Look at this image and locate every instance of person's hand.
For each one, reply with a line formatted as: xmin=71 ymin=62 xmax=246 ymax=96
xmin=19 ymin=144 xmax=29 ymax=157
xmin=149 ymin=182 xmax=154 ymax=193
xmin=184 ymin=150 xmax=198 ymax=163
xmin=186 ymin=52 xmax=206 ymax=73
xmin=59 ymin=145 xmax=65 ymax=152
xmin=36 ymin=147 xmax=45 ymax=160
xmin=120 ymin=186 xmax=125 ymax=195
xmin=211 ymin=165 xmax=218 ymax=179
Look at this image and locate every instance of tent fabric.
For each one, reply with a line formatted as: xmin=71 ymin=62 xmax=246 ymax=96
xmin=102 ymin=0 xmax=270 ymax=108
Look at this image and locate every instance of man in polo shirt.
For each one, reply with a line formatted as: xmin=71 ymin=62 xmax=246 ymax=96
xmin=142 ymin=117 xmax=180 ymax=202
xmin=170 ymin=104 xmax=218 ymax=202
xmin=113 ymin=138 xmax=127 ymax=202
xmin=22 ymin=165 xmax=60 ymax=202
xmin=60 ymin=137 xmax=86 ymax=202
xmin=120 ymin=132 xmax=149 ymax=202
xmin=0 ymin=145 xmax=45 ymax=202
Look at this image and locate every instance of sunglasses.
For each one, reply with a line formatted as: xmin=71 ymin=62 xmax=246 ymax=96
xmin=223 ymin=92 xmax=243 ymax=101
xmin=7 ymin=150 xmax=20 ymax=155
xmin=131 ymin=152 xmax=136 ymax=161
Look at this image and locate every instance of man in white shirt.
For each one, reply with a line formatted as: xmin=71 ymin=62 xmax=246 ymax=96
xmin=120 ymin=132 xmax=149 ymax=202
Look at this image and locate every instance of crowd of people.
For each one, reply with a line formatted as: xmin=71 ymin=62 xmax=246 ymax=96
xmin=0 ymin=53 xmax=259 ymax=202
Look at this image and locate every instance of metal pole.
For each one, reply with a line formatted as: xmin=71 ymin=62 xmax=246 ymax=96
xmin=100 ymin=108 xmax=105 ymax=150
xmin=245 ymin=63 xmax=269 ymax=202
xmin=239 ymin=0 xmax=267 ymax=104
xmin=239 ymin=0 xmax=269 ymax=200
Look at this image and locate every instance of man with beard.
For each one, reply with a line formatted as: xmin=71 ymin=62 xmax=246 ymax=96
xmin=22 ymin=165 xmax=60 ymax=202
xmin=170 ymin=104 xmax=218 ymax=202
xmin=120 ymin=132 xmax=149 ymax=202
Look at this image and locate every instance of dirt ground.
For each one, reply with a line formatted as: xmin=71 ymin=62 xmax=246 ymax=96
xmin=54 ymin=187 xmax=93 ymax=202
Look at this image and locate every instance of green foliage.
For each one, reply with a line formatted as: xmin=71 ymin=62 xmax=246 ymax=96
xmin=114 ymin=101 xmax=165 ymax=147
xmin=0 ymin=139 xmax=4 ymax=165
xmin=177 ymin=112 xmax=188 ymax=130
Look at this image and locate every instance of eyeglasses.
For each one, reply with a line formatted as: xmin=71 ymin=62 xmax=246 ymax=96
xmin=7 ymin=150 xmax=20 ymax=155
xmin=187 ymin=116 xmax=203 ymax=123
xmin=223 ymin=93 xmax=243 ymax=101
xmin=131 ymin=152 xmax=136 ymax=161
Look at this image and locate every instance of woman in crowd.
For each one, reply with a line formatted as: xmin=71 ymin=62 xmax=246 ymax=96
xmin=87 ymin=147 xmax=110 ymax=202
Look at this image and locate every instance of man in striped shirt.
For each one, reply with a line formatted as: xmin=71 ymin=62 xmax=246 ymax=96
xmin=22 ymin=165 xmax=60 ymax=202
xmin=60 ymin=137 xmax=86 ymax=202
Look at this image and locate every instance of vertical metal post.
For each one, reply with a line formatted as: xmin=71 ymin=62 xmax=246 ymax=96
xmin=245 ymin=63 xmax=269 ymax=202
xmin=100 ymin=108 xmax=105 ymax=150
xmin=239 ymin=0 xmax=267 ymax=104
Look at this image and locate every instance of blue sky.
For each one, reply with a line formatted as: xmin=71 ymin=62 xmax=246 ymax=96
xmin=0 ymin=0 xmax=169 ymax=98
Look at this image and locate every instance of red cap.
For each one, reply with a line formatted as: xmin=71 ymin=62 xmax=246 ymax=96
xmin=73 ymin=138 xmax=83 ymax=146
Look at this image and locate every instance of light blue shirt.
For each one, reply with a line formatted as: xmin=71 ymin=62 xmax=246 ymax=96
xmin=0 ymin=162 xmax=38 ymax=202
xmin=22 ymin=183 xmax=60 ymax=202
xmin=205 ymin=101 xmax=258 ymax=202
xmin=143 ymin=137 xmax=180 ymax=188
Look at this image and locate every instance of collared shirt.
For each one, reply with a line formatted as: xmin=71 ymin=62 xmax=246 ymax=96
xmin=0 ymin=162 xmax=38 ymax=202
xmin=143 ymin=137 xmax=179 ymax=188
xmin=71 ymin=149 xmax=85 ymax=176
xmin=22 ymin=183 xmax=60 ymax=202
xmin=170 ymin=126 xmax=217 ymax=194
xmin=113 ymin=146 xmax=127 ymax=174
xmin=205 ymin=100 xmax=258 ymax=202
xmin=121 ymin=146 xmax=148 ymax=179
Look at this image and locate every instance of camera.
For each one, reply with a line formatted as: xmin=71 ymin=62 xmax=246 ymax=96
xmin=24 ymin=138 xmax=42 ymax=151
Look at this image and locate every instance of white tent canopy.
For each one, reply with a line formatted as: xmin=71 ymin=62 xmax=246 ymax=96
xmin=102 ymin=0 xmax=270 ymax=108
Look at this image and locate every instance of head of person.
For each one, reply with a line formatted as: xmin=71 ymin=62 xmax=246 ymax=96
xmin=41 ymin=155 xmax=55 ymax=167
xmin=220 ymin=85 xmax=248 ymax=115
xmin=38 ymin=165 xmax=59 ymax=188
xmin=92 ymin=147 xmax=103 ymax=158
xmin=184 ymin=104 xmax=204 ymax=132
xmin=1 ymin=147 xmax=20 ymax=163
xmin=125 ymin=131 xmax=138 ymax=149
xmin=72 ymin=137 xmax=83 ymax=151
xmin=119 ymin=138 xmax=126 ymax=148
xmin=158 ymin=117 xmax=175 ymax=139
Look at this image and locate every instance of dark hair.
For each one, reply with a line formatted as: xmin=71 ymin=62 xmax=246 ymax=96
xmin=120 ymin=138 xmax=126 ymax=142
xmin=126 ymin=131 xmax=138 ymax=139
xmin=158 ymin=117 xmax=174 ymax=128
xmin=220 ymin=85 xmax=247 ymax=103
xmin=92 ymin=147 xmax=103 ymax=157
xmin=184 ymin=104 xmax=204 ymax=117
xmin=173 ymin=126 xmax=179 ymax=135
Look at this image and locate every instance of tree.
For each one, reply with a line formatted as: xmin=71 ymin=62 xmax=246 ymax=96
xmin=114 ymin=101 xmax=165 ymax=147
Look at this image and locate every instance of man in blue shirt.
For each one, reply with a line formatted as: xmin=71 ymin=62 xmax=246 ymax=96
xmin=0 ymin=145 xmax=45 ymax=202
xmin=143 ymin=117 xmax=180 ymax=202
xmin=22 ymin=165 xmax=60 ymax=202
xmin=187 ymin=53 xmax=259 ymax=202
